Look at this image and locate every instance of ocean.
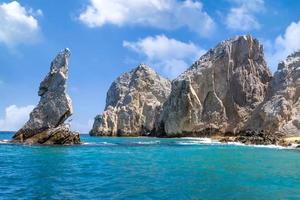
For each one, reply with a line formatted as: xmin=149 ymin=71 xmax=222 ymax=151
xmin=0 ymin=132 xmax=300 ymax=199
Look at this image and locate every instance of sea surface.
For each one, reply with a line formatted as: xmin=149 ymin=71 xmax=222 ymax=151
xmin=1 ymin=132 xmax=300 ymax=199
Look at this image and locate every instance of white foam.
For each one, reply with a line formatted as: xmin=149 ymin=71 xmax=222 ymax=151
xmin=176 ymin=138 xmax=221 ymax=145
xmin=82 ymin=142 xmax=116 ymax=146
xmin=135 ymin=141 xmax=160 ymax=145
xmin=0 ymin=139 xmax=11 ymax=144
xmin=176 ymin=138 xmax=298 ymax=150
xmin=221 ymin=142 xmax=297 ymax=150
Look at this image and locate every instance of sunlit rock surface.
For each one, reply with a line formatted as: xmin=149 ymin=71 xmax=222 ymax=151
xmin=90 ymin=64 xmax=171 ymax=136
xmin=158 ymin=35 xmax=271 ymax=137
xmin=245 ymin=50 xmax=300 ymax=137
xmin=12 ymin=48 xmax=80 ymax=145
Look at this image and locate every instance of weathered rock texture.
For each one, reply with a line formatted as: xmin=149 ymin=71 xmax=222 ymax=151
xmin=90 ymin=64 xmax=171 ymax=136
xmin=12 ymin=48 xmax=80 ymax=145
xmin=89 ymin=35 xmax=300 ymax=145
xmin=158 ymin=35 xmax=272 ymax=137
xmin=245 ymin=50 xmax=300 ymax=137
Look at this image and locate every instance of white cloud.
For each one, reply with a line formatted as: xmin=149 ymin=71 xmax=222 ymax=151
xmin=79 ymin=0 xmax=215 ymax=37
xmin=0 ymin=105 xmax=34 ymax=131
xmin=123 ymin=35 xmax=205 ymax=78
xmin=226 ymin=0 xmax=264 ymax=31
xmin=71 ymin=119 xmax=94 ymax=133
xmin=0 ymin=1 xmax=41 ymax=46
xmin=264 ymin=21 xmax=300 ymax=72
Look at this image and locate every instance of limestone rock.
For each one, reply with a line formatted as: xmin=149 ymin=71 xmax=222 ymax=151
xmin=90 ymin=64 xmax=171 ymax=136
xmin=12 ymin=48 xmax=81 ymax=145
xmin=158 ymin=35 xmax=271 ymax=137
xmin=21 ymin=124 xmax=80 ymax=145
xmin=245 ymin=50 xmax=300 ymax=137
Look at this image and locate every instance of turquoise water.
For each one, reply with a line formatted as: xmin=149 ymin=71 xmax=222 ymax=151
xmin=1 ymin=133 xmax=300 ymax=199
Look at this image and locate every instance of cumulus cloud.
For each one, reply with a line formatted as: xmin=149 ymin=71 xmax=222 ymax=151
xmin=71 ymin=119 xmax=94 ymax=133
xmin=123 ymin=35 xmax=205 ymax=78
xmin=226 ymin=0 xmax=264 ymax=31
xmin=79 ymin=0 xmax=215 ymax=37
xmin=0 ymin=105 xmax=34 ymax=131
xmin=0 ymin=1 xmax=41 ymax=47
xmin=264 ymin=21 xmax=300 ymax=71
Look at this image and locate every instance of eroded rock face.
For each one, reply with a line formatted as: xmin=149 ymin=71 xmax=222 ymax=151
xmin=245 ymin=50 xmax=300 ymax=137
xmin=12 ymin=48 xmax=80 ymax=145
xmin=158 ymin=35 xmax=271 ymax=137
xmin=90 ymin=64 xmax=171 ymax=136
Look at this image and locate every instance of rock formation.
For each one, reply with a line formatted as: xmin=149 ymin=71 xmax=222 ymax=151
xmin=157 ymin=35 xmax=272 ymax=137
xmin=244 ymin=50 xmax=300 ymax=138
xmin=88 ymin=35 xmax=300 ymax=145
xmin=12 ymin=48 xmax=80 ymax=145
xmin=90 ymin=64 xmax=171 ymax=136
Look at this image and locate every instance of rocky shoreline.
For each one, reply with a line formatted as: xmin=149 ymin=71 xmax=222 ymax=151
xmin=10 ymin=35 xmax=300 ymax=146
xmin=218 ymin=135 xmax=300 ymax=148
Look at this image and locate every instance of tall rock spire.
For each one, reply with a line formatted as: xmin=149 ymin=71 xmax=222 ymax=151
xmin=12 ymin=48 xmax=80 ymax=145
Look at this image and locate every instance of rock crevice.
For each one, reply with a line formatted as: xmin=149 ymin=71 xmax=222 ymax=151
xmin=245 ymin=49 xmax=300 ymax=137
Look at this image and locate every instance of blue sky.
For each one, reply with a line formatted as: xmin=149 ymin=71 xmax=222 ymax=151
xmin=0 ymin=0 xmax=300 ymax=133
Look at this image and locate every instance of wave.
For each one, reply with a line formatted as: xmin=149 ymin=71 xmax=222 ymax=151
xmin=0 ymin=139 xmax=11 ymax=144
xmin=175 ymin=138 xmax=297 ymax=149
xmin=176 ymin=138 xmax=221 ymax=145
xmin=82 ymin=142 xmax=117 ymax=146
xmin=81 ymin=141 xmax=161 ymax=147
xmin=221 ymin=141 xmax=299 ymax=149
xmin=0 ymin=137 xmax=297 ymax=150
xmin=134 ymin=141 xmax=160 ymax=145
xmin=237 ymin=143 xmax=293 ymax=150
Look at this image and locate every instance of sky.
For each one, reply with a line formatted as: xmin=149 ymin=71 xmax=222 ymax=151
xmin=0 ymin=0 xmax=300 ymax=133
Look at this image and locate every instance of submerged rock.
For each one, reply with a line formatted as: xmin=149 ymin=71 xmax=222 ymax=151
xmin=90 ymin=64 xmax=171 ymax=136
xmin=158 ymin=35 xmax=271 ymax=137
xmin=245 ymin=50 xmax=300 ymax=137
xmin=12 ymin=48 xmax=80 ymax=145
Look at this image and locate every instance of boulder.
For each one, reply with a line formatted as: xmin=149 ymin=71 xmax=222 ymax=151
xmin=90 ymin=64 xmax=171 ymax=136
xmin=12 ymin=48 xmax=80 ymax=145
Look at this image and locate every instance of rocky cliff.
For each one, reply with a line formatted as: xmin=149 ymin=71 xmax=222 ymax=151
xmin=90 ymin=64 xmax=171 ymax=136
xmin=157 ymin=35 xmax=272 ymax=137
xmin=244 ymin=50 xmax=300 ymax=137
xmin=12 ymin=48 xmax=80 ymax=145
xmin=89 ymin=35 xmax=300 ymax=146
